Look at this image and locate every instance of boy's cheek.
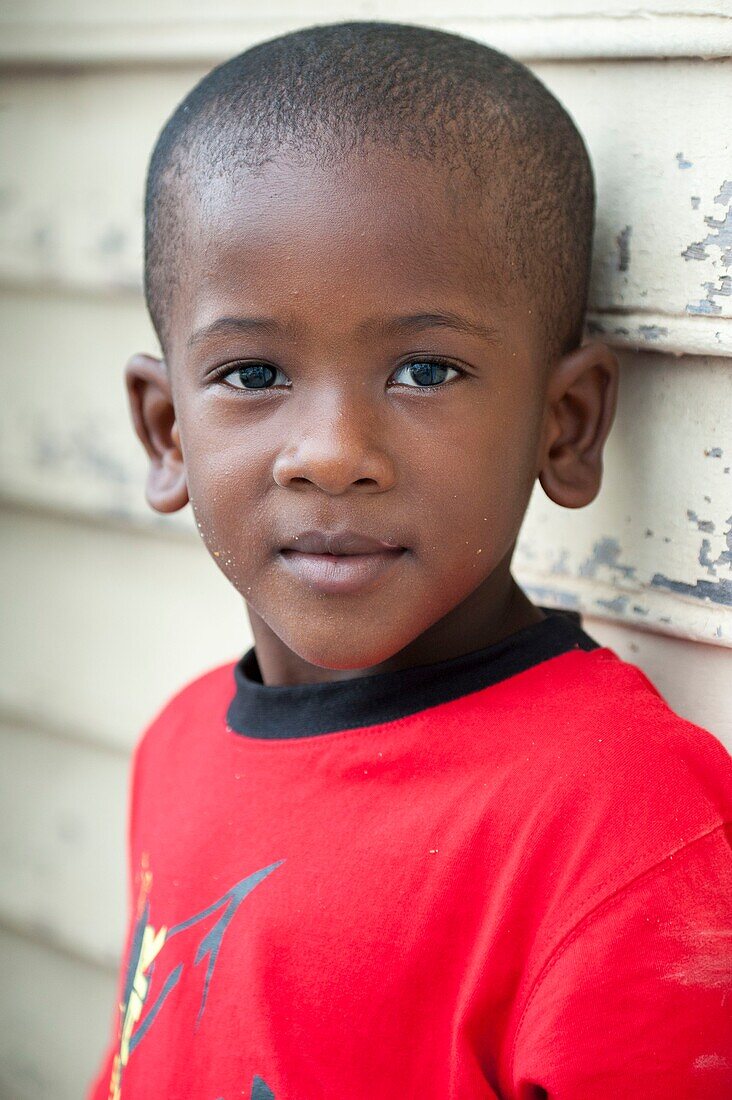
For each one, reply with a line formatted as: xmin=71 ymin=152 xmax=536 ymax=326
xmin=179 ymin=395 xmax=537 ymax=625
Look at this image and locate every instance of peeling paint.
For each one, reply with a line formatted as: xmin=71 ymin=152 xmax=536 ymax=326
xmin=550 ymin=549 xmax=570 ymax=576
xmin=675 ymin=152 xmax=693 ymax=170
xmin=705 ymin=447 xmax=723 ymax=458
xmin=714 ymin=180 xmax=732 ymax=206
xmin=699 ymin=539 xmax=717 ymax=575
xmin=721 ymin=516 xmax=732 ymax=566
xmin=686 ymin=275 xmax=732 ymax=317
xmin=690 ymin=196 xmax=701 ymax=210
xmin=650 ymin=574 xmax=732 ymax=607
xmin=595 ymin=595 xmax=629 ymax=614
xmin=638 ymin=324 xmax=668 ymax=341
xmin=616 ymin=225 xmax=632 ymax=272
xmin=682 ymin=208 xmax=732 ymax=268
xmin=686 ymin=509 xmax=715 ymax=534
xmin=579 ymin=537 xmax=636 ymax=580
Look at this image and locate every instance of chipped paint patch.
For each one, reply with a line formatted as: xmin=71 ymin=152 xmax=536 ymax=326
xmin=579 ymin=537 xmax=636 ymax=580
xmin=550 ymin=549 xmax=570 ymax=576
xmin=638 ymin=324 xmax=668 ymax=341
xmin=690 ymin=196 xmax=701 ymax=210
xmin=675 ymin=152 xmax=693 ymax=170
xmin=699 ymin=539 xmax=718 ymax=575
xmin=682 ymin=206 xmax=732 ymax=268
xmin=687 ymin=275 xmax=732 ymax=317
xmin=686 ymin=509 xmax=715 ymax=534
xmin=650 ymin=574 xmax=732 ymax=607
xmin=616 ymin=225 xmax=631 ymax=272
xmin=714 ymin=180 xmax=732 ymax=206
xmin=595 ymin=595 xmax=629 ymax=614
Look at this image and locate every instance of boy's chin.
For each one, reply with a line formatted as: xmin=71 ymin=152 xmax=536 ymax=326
xmin=269 ymin=618 xmax=424 ymax=674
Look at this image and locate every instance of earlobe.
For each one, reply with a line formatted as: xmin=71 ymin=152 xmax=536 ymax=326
xmin=125 ymin=352 xmax=189 ymax=514
xmin=538 ymin=341 xmax=619 ymax=510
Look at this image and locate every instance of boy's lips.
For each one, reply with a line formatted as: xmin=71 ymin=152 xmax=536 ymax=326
xmin=278 ymin=529 xmax=407 ymax=594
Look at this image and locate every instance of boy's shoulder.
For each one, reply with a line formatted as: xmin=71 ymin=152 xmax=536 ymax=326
xmin=421 ymin=639 xmax=730 ymax=773
xmin=486 ymin=643 xmax=732 ymax=823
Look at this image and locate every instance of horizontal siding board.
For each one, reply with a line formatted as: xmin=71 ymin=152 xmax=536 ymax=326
xmin=0 ymin=4 xmax=730 ymax=62
xmin=0 ymin=289 xmax=162 ymax=525
xmin=2 ymin=0 xmax=728 ymax=20
xmin=515 ymin=351 xmax=732 ymax=645
xmin=0 ymin=59 xmax=729 ymax=356
xmin=0 ymin=721 xmax=128 ymax=967
xmin=0 ymin=504 xmax=249 ymax=752
xmin=0 ymin=926 xmax=116 ymax=1100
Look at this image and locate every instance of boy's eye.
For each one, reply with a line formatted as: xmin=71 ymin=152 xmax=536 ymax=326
xmin=390 ymin=360 xmax=460 ymax=387
xmin=218 ymin=359 xmax=460 ymax=391
xmin=221 ymin=363 xmax=290 ymax=389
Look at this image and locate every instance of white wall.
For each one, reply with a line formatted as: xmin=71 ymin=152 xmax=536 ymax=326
xmin=0 ymin=4 xmax=730 ymax=1096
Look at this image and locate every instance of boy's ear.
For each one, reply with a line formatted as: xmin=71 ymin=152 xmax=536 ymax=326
xmin=125 ymin=352 xmax=189 ymax=514
xmin=538 ymin=341 xmax=619 ymax=509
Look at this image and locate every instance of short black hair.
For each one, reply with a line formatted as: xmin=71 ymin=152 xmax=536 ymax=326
xmin=144 ymin=21 xmax=594 ymax=359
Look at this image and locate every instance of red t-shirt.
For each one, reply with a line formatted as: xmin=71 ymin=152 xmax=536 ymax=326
xmin=88 ymin=613 xmax=732 ymax=1099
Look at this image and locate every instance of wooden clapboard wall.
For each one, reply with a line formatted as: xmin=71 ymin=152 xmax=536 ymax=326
xmin=0 ymin=3 xmax=730 ymax=1096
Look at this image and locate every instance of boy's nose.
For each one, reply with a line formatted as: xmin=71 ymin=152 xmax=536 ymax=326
xmin=272 ymin=403 xmax=396 ymax=496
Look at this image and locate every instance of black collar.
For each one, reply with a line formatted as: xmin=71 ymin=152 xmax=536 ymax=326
xmin=226 ymin=610 xmax=598 ymax=740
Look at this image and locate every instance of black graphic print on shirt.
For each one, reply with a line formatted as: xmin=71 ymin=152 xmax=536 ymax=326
xmin=108 ymin=852 xmax=283 ymax=1100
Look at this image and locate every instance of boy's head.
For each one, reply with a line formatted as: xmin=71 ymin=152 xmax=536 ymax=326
xmin=128 ymin=21 xmax=617 ymax=672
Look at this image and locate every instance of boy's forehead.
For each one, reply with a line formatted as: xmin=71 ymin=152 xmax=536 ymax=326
xmin=172 ymin=149 xmax=520 ymax=344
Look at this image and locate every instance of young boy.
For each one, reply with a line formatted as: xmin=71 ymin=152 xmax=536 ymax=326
xmin=89 ymin=22 xmax=731 ymax=1100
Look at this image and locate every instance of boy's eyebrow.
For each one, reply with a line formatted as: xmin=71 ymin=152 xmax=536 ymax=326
xmin=187 ymin=316 xmax=290 ymax=348
xmin=187 ymin=310 xmax=499 ymax=349
xmin=359 ymin=311 xmax=499 ymax=344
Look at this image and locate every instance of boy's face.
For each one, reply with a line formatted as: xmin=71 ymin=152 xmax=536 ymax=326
xmin=130 ymin=149 xmax=616 ymax=672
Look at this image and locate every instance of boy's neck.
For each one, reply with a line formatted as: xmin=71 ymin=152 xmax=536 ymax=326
xmin=246 ymin=570 xmax=544 ymax=687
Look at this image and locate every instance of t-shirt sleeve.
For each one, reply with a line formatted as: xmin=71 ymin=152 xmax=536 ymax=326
xmin=509 ymin=823 xmax=732 ymax=1100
